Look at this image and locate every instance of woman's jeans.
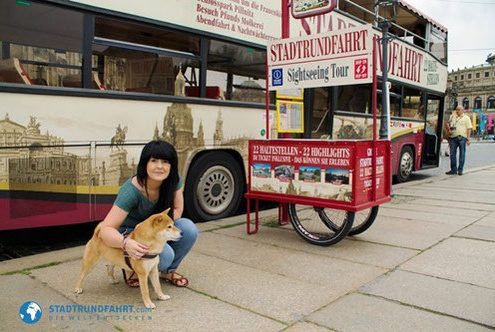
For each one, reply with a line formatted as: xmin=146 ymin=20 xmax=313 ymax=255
xmin=120 ymin=217 xmax=198 ymax=273
xmin=158 ymin=217 xmax=198 ymax=273
xmin=449 ymin=136 xmax=467 ymax=173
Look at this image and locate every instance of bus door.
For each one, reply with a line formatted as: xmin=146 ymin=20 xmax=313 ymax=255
xmin=423 ymin=94 xmax=444 ymax=167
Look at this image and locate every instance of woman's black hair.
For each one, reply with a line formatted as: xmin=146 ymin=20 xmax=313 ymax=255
xmin=136 ymin=140 xmax=179 ymax=218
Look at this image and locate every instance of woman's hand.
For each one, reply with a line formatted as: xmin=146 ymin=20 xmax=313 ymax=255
xmin=124 ymin=238 xmax=149 ymax=259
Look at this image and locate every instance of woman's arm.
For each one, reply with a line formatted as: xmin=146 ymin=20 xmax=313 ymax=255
xmin=173 ymin=187 xmax=184 ymax=220
xmin=98 ymin=205 xmax=149 ymax=257
xmin=98 ymin=205 xmax=130 ymax=248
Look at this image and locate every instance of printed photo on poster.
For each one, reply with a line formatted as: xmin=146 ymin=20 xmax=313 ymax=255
xmin=299 ymin=166 xmax=321 ymax=183
xmin=274 ymin=165 xmax=294 ymax=182
xmin=325 ymin=168 xmax=350 ymax=185
xmin=252 ymin=163 xmax=271 ymax=178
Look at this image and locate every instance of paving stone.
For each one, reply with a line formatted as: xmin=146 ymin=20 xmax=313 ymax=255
xmin=361 ymin=270 xmax=495 ymax=327
xmin=377 ymin=207 xmax=477 ymax=226
xmin=381 ymin=203 xmax=488 ymax=218
xmin=401 ymin=237 xmax=495 ymax=289
xmin=195 ymin=231 xmax=387 ymax=289
xmin=393 ymin=187 xmax=494 ymax=205
xmin=0 ymin=274 xmax=113 ymax=331
xmin=455 ymin=224 xmax=495 ymax=242
xmin=214 ymin=224 xmax=419 ymax=269
xmin=284 ymin=321 xmax=335 ymax=331
xmin=181 ymin=251 xmax=349 ymax=323
xmin=407 ymin=198 xmax=495 ymax=211
xmin=28 ymin=260 xmax=286 ymax=331
xmin=348 ymin=215 xmax=463 ymax=250
xmin=307 ymin=293 xmax=492 ymax=332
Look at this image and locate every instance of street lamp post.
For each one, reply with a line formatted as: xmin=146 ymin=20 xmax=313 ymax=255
xmin=375 ymin=0 xmax=397 ymax=140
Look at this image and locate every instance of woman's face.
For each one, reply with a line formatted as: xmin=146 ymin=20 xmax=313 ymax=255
xmin=146 ymin=158 xmax=171 ymax=182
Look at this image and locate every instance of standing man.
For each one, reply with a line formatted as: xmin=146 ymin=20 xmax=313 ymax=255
xmin=445 ymin=106 xmax=472 ymax=175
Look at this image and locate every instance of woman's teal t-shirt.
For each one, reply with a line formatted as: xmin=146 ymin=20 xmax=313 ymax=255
xmin=115 ymin=177 xmax=182 ymax=231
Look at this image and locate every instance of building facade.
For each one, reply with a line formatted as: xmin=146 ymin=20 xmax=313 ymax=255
xmin=446 ymin=63 xmax=495 ymax=134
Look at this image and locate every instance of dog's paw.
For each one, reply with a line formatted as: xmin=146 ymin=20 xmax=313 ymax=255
xmin=157 ymin=294 xmax=171 ymax=301
xmin=144 ymin=302 xmax=156 ymax=309
xmin=74 ymin=288 xmax=83 ymax=294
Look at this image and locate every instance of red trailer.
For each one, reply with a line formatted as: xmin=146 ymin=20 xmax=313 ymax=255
xmin=245 ymin=9 xmax=391 ymax=245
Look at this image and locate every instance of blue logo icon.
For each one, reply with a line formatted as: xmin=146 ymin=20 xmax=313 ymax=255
xmin=272 ymin=68 xmax=283 ymax=86
xmin=19 ymin=301 xmax=42 ymax=324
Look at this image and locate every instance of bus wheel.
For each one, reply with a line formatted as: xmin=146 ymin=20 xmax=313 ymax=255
xmin=396 ymin=146 xmax=414 ymax=182
xmin=185 ymin=152 xmax=244 ymax=222
xmin=288 ymin=204 xmax=353 ymax=246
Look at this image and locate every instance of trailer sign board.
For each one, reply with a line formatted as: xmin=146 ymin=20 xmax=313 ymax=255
xmin=268 ymin=25 xmax=373 ymax=90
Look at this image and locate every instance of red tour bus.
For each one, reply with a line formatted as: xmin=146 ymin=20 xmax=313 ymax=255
xmin=0 ymin=0 xmax=447 ymax=230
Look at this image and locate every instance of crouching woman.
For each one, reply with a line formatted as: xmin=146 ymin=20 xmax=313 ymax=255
xmin=98 ymin=140 xmax=198 ymax=287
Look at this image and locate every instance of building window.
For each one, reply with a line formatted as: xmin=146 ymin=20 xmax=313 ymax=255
xmin=476 ymin=73 xmax=480 ymax=79
xmin=485 ymin=72 xmax=490 ymax=78
xmin=462 ymin=97 xmax=469 ymax=109
xmin=474 ymin=96 xmax=482 ymax=110
xmin=461 ymin=74 xmax=464 ymax=80
xmin=488 ymin=96 xmax=495 ymax=109
xmin=454 ymin=76 xmax=458 ymax=81
xmin=467 ymin=73 xmax=472 ymax=79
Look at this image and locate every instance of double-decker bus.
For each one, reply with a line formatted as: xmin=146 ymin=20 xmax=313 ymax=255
xmin=289 ymin=0 xmax=448 ymax=183
xmin=0 ymin=0 xmax=447 ymax=231
xmin=297 ymin=0 xmax=448 ymax=182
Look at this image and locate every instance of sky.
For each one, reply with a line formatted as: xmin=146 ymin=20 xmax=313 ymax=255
xmin=404 ymin=0 xmax=495 ymax=71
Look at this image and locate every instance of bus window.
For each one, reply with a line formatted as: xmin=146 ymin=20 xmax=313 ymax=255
xmin=336 ymin=84 xmax=371 ymax=114
xmin=93 ymin=17 xmax=200 ymax=94
xmin=402 ymin=87 xmax=423 ymax=119
xmin=311 ymin=87 xmax=332 ymax=139
xmin=429 ymin=26 xmax=447 ymax=64
xmin=207 ymin=39 xmax=267 ymax=102
xmin=378 ymin=82 xmax=402 ymax=118
xmin=0 ymin=1 xmax=83 ymax=86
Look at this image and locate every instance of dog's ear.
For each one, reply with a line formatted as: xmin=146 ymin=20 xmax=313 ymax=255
xmin=153 ymin=215 xmax=163 ymax=223
xmin=164 ymin=208 xmax=171 ymax=215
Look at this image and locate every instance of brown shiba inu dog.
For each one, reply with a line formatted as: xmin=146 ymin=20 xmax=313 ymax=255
xmin=74 ymin=209 xmax=181 ymax=308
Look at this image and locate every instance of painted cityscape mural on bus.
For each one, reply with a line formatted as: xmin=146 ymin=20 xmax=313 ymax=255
xmin=0 ymin=72 xmax=268 ymax=191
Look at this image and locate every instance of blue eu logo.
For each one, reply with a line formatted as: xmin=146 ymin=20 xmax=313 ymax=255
xmin=272 ymin=68 xmax=283 ymax=86
xmin=19 ymin=301 xmax=42 ymax=324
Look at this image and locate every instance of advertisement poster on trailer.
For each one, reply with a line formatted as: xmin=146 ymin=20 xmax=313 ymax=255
xmin=268 ymin=25 xmax=373 ymax=90
xmin=249 ymin=140 xmax=390 ymax=206
xmin=250 ymin=140 xmax=354 ymax=202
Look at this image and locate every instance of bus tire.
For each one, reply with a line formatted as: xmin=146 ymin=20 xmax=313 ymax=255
xmin=184 ymin=152 xmax=244 ymax=222
xmin=396 ymin=146 xmax=414 ymax=183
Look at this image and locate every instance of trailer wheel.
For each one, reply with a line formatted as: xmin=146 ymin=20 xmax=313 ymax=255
xmin=288 ymin=204 xmax=353 ymax=246
xmin=185 ymin=152 xmax=244 ymax=222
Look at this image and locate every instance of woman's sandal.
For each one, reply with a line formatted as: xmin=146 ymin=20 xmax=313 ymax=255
xmin=122 ymin=269 xmax=140 ymax=288
xmin=162 ymin=272 xmax=189 ymax=287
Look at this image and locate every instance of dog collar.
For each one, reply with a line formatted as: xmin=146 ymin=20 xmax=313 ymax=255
xmin=123 ymin=252 xmax=159 ymax=271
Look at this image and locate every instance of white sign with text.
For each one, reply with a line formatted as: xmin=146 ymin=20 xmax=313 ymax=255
xmin=268 ymin=25 xmax=373 ymax=90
